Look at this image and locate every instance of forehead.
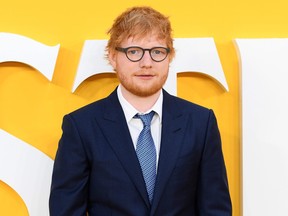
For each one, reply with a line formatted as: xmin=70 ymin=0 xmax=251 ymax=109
xmin=121 ymin=34 xmax=167 ymax=47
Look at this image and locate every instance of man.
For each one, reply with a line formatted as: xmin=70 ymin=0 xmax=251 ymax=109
xmin=49 ymin=6 xmax=232 ymax=216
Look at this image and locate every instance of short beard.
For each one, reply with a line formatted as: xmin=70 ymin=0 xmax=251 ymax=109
xmin=118 ymin=73 xmax=168 ymax=97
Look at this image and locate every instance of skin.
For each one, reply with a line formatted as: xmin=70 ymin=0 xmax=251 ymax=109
xmin=109 ymin=34 xmax=171 ymax=112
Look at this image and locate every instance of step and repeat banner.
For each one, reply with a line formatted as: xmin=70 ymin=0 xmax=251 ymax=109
xmin=1 ymin=0 xmax=288 ymax=215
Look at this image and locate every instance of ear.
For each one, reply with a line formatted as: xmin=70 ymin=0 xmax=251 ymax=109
xmin=108 ymin=50 xmax=117 ymax=69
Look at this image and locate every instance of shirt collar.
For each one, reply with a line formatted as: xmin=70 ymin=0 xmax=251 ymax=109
xmin=117 ymin=84 xmax=163 ymax=123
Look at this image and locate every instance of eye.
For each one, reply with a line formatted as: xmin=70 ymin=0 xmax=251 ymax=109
xmin=151 ymin=48 xmax=166 ymax=55
xmin=153 ymin=50 xmax=161 ymax=55
xmin=127 ymin=48 xmax=142 ymax=55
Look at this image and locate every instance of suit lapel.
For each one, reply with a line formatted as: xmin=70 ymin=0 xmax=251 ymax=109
xmin=95 ymin=89 xmax=150 ymax=207
xmin=95 ymin=89 xmax=187 ymax=211
xmin=151 ymin=91 xmax=188 ymax=214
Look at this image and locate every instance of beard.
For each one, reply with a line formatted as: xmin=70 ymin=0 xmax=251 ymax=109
xmin=117 ymin=71 xmax=168 ymax=97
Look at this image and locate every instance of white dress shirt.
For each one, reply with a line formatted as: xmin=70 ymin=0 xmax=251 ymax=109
xmin=117 ymin=85 xmax=162 ymax=169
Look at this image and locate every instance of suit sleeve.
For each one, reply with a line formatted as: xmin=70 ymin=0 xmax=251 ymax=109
xmin=197 ymin=110 xmax=232 ymax=216
xmin=49 ymin=114 xmax=89 ymax=216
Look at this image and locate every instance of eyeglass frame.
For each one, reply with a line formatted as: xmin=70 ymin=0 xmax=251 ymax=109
xmin=115 ymin=46 xmax=170 ymax=62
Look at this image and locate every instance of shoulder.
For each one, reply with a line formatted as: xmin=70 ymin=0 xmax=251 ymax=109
xmin=67 ymin=89 xmax=119 ymax=121
xmin=68 ymin=97 xmax=106 ymax=119
xmin=162 ymin=90 xmax=217 ymax=127
xmin=163 ymin=90 xmax=211 ymax=114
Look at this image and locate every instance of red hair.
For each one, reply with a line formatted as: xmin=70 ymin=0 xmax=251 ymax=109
xmin=106 ymin=6 xmax=175 ymax=61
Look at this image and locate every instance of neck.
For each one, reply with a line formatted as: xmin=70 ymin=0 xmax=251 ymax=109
xmin=120 ymin=87 xmax=161 ymax=113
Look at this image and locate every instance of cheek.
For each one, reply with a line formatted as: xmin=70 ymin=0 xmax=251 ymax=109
xmin=157 ymin=59 xmax=170 ymax=71
xmin=116 ymin=65 xmax=133 ymax=81
xmin=158 ymin=64 xmax=170 ymax=75
xmin=115 ymin=56 xmax=136 ymax=70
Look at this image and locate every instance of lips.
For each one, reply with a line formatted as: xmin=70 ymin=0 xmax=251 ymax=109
xmin=137 ymin=74 xmax=154 ymax=77
xmin=135 ymin=71 xmax=155 ymax=76
xmin=135 ymin=74 xmax=155 ymax=80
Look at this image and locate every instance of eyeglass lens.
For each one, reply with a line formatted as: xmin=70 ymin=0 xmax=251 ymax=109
xmin=124 ymin=47 xmax=169 ymax=62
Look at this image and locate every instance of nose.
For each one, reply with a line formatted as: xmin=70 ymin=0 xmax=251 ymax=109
xmin=139 ymin=50 xmax=153 ymax=68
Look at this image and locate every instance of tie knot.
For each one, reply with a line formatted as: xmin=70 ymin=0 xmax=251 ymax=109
xmin=135 ymin=111 xmax=155 ymax=127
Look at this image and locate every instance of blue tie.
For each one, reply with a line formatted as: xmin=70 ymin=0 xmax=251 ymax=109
xmin=135 ymin=111 xmax=157 ymax=203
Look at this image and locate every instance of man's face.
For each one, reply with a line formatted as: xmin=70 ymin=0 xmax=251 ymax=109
xmin=109 ymin=35 xmax=170 ymax=97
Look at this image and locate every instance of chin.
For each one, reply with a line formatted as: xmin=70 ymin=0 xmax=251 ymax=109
xmin=132 ymin=86 xmax=162 ymax=97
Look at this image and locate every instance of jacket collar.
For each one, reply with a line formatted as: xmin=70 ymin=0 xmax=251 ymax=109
xmin=96 ymin=88 xmax=187 ymax=210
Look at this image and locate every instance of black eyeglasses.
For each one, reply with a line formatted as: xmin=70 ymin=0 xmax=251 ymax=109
xmin=115 ymin=46 xmax=170 ymax=62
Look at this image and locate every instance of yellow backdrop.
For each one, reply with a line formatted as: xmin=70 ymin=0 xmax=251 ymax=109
xmin=1 ymin=0 xmax=288 ymax=215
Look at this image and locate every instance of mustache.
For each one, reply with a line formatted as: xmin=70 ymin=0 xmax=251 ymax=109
xmin=134 ymin=70 xmax=156 ymax=75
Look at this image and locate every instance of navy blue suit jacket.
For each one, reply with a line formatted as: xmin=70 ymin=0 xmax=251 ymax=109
xmin=49 ymin=88 xmax=232 ymax=216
